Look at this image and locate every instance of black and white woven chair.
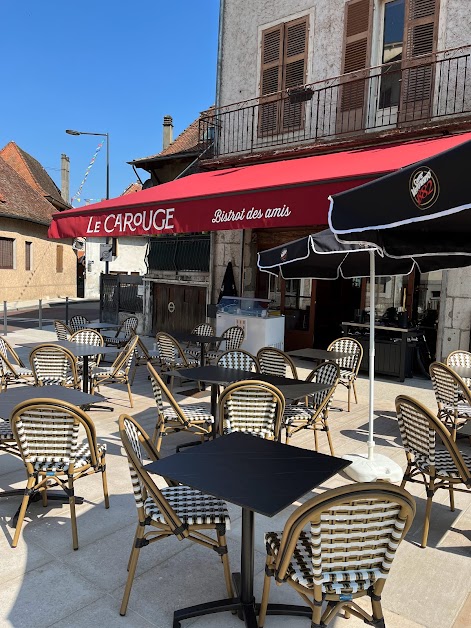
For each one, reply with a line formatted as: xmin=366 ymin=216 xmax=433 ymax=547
xmin=0 ymin=336 xmax=33 ymax=390
xmin=103 ymin=315 xmax=138 ymax=348
xmin=218 ymin=380 xmax=285 ymax=440
xmin=282 ymin=361 xmax=340 ymax=453
xmin=118 ymin=414 xmax=233 ymax=616
xmin=29 ymin=344 xmax=80 ymax=389
xmin=10 ymin=398 xmax=109 ymax=550
xmin=216 ymin=349 xmax=258 ymax=372
xmin=327 ymin=337 xmax=362 ymax=412
xmin=184 ymin=322 xmax=215 ymax=360
xmin=70 ymin=328 xmax=104 ymax=378
xmin=54 ymin=319 xmax=72 ymax=341
xmin=206 ymin=325 xmax=245 ymax=363
xmin=396 ymin=394 xmax=471 ymax=548
xmin=258 ymin=482 xmax=415 ymax=628
xmin=69 ymin=315 xmax=90 ymax=333
xmin=147 ymin=363 xmax=213 ymax=452
xmin=257 ymin=347 xmax=298 ymax=379
xmin=129 ymin=332 xmax=160 ymax=385
xmin=90 ymin=335 xmax=138 ymax=407
xmin=429 ymin=361 xmax=471 ymax=440
xmin=155 ymin=332 xmax=198 ymax=390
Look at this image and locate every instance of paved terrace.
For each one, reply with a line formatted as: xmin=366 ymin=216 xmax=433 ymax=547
xmin=1 ymin=325 xmax=470 ymax=628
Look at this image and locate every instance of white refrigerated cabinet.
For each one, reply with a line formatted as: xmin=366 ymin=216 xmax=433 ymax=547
xmin=216 ymin=312 xmax=285 ymax=355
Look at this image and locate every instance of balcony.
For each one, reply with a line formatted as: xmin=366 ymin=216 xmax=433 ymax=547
xmin=200 ymin=46 xmax=471 ymax=161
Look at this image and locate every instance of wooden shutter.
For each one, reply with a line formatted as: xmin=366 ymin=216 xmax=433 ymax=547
xmin=0 ymin=237 xmax=14 ymax=269
xmin=338 ymin=0 xmax=373 ymax=133
xmin=56 ymin=245 xmax=63 ymax=273
xmin=25 ymin=242 xmax=31 ymax=271
xmin=400 ymin=0 xmax=439 ymax=122
xmin=281 ymin=17 xmax=309 ymax=130
xmin=259 ymin=25 xmax=283 ymax=136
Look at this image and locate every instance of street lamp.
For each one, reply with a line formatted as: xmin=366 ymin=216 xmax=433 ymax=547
xmin=66 ymin=129 xmax=110 ymax=273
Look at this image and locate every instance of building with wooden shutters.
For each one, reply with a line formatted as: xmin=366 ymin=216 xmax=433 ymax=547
xmin=193 ymin=0 xmax=471 ymax=356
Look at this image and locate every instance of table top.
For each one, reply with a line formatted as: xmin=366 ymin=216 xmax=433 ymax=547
xmin=177 ymin=365 xmax=330 ymax=401
xmin=145 ymin=431 xmax=350 ymax=517
xmin=80 ymin=322 xmax=121 ymax=330
xmin=25 ymin=340 xmax=121 ymax=358
xmin=288 ymin=348 xmax=353 ymax=361
xmin=341 ymin=322 xmax=415 ymax=333
xmin=0 ymin=385 xmax=104 ymax=421
xmin=172 ymin=331 xmax=224 ymax=344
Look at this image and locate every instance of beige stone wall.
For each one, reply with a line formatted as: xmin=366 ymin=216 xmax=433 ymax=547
xmin=436 ymin=268 xmax=471 ymax=361
xmin=0 ymin=218 xmax=76 ymax=303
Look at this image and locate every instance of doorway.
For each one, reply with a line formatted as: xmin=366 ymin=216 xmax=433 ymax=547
xmin=314 ymin=278 xmax=362 ymax=348
xmin=152 ymin=283 xmax=207 ymax=334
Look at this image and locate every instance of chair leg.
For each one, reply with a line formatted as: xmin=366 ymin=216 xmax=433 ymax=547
xmin=12 ymin=478 xmax=35 ymax=548
xmin=353 ymin=379 xmax=358 ymax=404
xmin=347 ymin=385 xmax=351 ymax=412
xmin=216 ymin=528 xmax=234 ymax=599
xmin=421 ymin=478 xmax=435 ymax=548
xmin=154 ymin=423 xmax=165 ymax=452
xmin=130 ymin=362 xmax=138 ymax=386
xmin=101 ymin=463 xmax=110 ymax=509
xmin=313 ymin=427 xmax=319 ymax=452
xmin=127 ymin=522 xmax=140 ymax=571
xmin=449 ymin=483 xmax=455 ymax=512
xmin=325 ymin=422 xmax=335 ymax=456
xmin=120 ymin=522 xmax=145 ymax=615
xmin=258 ymin=556 xmax=273 ymax=628
xmin=68 ymin=475 xmax=79 ymax=550
xmin=42 ymin=485 xmax=48 ymax=507
xmin=126 ymin=381 xmax=133 ymax=408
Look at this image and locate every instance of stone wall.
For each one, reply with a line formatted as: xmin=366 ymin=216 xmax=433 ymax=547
xmin=436 ymin=268 xmax=471 ymax=361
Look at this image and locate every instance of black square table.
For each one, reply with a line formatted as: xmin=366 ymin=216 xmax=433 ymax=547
xmin=287 ymin=347 xmax=353 ymax=363
xmin=171 ymin=331 xmax=224 ymax=367
xmin=80 ymin=321 xmax=122 ymax=331
xmin=145 ymin=432 xmax=350 ymax=627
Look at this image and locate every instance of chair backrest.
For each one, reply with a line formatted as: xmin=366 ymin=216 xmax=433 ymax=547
xmin=69 ymin=315 xmax=90 ymax=333
xmin=11 ymin=399 xmax=99 ymax=474
xmin=446 ymin=350 xmax=471 ymax=369
xmin=190 ymin=322 xmax=214 ymax=349
xmin=118 ymin=413 xmax=188 ymax=538
xmin=70 ymin=329 xmax=104 ymax=364
xmin=395 ymin=394 xmax=471 ymax=482
xmin=147 ymin=363 xmax=191 ymax=428
xmin=429 ymin=361 xmax=471 ymax=410
xmin=119 ymin=316 xmax=139 ymax=340
xmin=305 ymin=361 xmax=340 ymax=411
xmin=156 ymin=332 xmax=187 ymax=366
xmin=29 ymin=344 xmax=79 ymax=387
xmin=327 ymin=337 xmax=363 ymax=374
xmin=217 ymin=349 xmax=258 ymax=372
xmin=220 ymin=325 xmax=245 ymax=352
xmin=54 ymin=320 xmax=72 ymax=341
xmin=218 ymin=380 xmax=285 ymax=440
xmin=257 ymin=347 xmax=298 ymax=379
xmin=273 ymin=483 xmax=416 ymax=591
xmin=110 ymin=336 xmax=139 ymax=376
xmin=0 ymin=336 xmax=24 ymax=367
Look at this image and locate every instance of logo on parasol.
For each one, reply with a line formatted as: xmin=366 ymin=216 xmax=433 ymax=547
xmin=409 ymin=167 xmax=439 ymax=209
xmin=280 ymin=248 xmax=288 ymax=261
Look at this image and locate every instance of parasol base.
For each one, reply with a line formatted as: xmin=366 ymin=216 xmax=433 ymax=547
xmin=342 ymin=453 xmax=403 ymax=483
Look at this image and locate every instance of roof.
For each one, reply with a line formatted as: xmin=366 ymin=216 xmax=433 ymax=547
xmin=0 ymin=141 xmax=70 ymax=210
xmin=130 ymin=107 xmax=214 ymax=165
xmin=0 ymin=156 xmax=58 ymax=226
xmin=122 ymin=182 xmax=143 ymax=195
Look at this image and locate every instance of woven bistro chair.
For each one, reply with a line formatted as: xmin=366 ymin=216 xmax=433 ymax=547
xmin=70 ymin=328 xmax=104 ymax=379
xmin=54 ymin=319 xmax=72 ymax=341
xmin=327 ymin=337 xmax=362 ymax=412
xmin=155 ymin=332 xmax=198 ymax=391
xmin=90 ymin=335 xmax=138 ymax=407
xmin=129 ymin=332 xmax=160 ymax=385
xmin=446 ymin=349 xmax=471 ymax=370
xmin=395 ymin=394 xmax=471 ymax=548
xmin=258 ymin=482 xmax=415 ymax=628
xmin=206 ymin=325 xmax=245 ymax=363
xmin=10 ymin=398 xmax=109 ymax=550
xmin=257 ymin=347 xmax=298 ymax=379
xmin=429 ymin=361 xmax=471 ymax=440
xmin=216 ymin=349 xmax=258 ymax=372
xmin=184 ymin=322 xmax=215 ymax=360
xmin=282 ymin=361 xmax=340 ymax=453
xmin=218 ymin=380 xmax=285 ymax=440
xmin=69 ymin=315 xmax=90 ymax=333
xmin=103 ymin=315 xmax=138 ymax=347
xmin=29 ymin=344 xmax=80 ymax=389
xmin=147 ymin=363 xmax=213 ymax=451
xmin=0 ymin=336 xmax=34 ymax=390
xmin=118 ymin=414 xmax=233 ymax=616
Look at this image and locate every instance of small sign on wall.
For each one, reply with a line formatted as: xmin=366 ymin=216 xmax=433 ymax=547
xmin=137 ymin=285 xmax=144 ymax=297
xmin=99 ymin=243 xmax=113 ymax=262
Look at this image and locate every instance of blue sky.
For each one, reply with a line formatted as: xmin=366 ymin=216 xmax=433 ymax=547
xmin=0 ymin=1 xmax=219 ymax=206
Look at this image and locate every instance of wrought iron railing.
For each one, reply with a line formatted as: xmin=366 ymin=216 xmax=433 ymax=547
xmin=200 ymin=46 xmax=471 ymax=159
xmin=148 ymin=235 xmax=210 ymax=273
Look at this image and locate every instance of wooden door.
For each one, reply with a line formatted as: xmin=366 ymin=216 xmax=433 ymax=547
xmin=152 ymin=283 xmax=207 ymax=334
xmin=280 ymin=278 xmax=316 ymax=351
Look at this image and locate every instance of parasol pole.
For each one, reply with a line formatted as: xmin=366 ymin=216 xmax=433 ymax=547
xmin=368 ymin=249 xmax=375 ymax=460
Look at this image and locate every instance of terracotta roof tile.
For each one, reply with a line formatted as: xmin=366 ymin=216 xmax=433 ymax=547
xmin=122 ymin=182 xmax=143 ymax=195
xmin=0 ymin=156 xmax=57 ymax=226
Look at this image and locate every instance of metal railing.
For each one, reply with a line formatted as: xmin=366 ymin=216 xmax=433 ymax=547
xmin=200 ymin=46 xmax=471 ymax=159
xmin=147 ymin=235 xmax=210 ymax=273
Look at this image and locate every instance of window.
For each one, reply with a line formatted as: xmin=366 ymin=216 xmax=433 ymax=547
xmin=0 ymin=237 xmax=14 ymax=269
xmin=25 ymin=242 xmax=32 ymax=271
xmin=379 ymin=0 xmax=405 ymax=109
xmin=259 ymin=16 xmax=309 ymax=136
xmin=56 ymin=245 xmax=63 ymax=273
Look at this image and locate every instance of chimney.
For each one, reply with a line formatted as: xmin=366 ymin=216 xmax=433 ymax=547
xmin=163 ymin=115 xmax=173 ymax=150
xmin=61 ymin=153 xmax=70 ymax=204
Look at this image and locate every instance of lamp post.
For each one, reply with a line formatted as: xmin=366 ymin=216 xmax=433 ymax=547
xmin=66 ymin=129 xmax=110 ymax=273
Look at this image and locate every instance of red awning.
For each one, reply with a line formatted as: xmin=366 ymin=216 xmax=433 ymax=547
xmin=49 ymin=133 xmax=471 ymax=239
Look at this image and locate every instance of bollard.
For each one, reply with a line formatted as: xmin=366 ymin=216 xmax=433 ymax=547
xmin=3 ymin=301 xmax=7 ymax=336
xmin=65 ymin=296 xmax=69 ymax=324
xmin=38 ymin=299 xmax=42 ymax=330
